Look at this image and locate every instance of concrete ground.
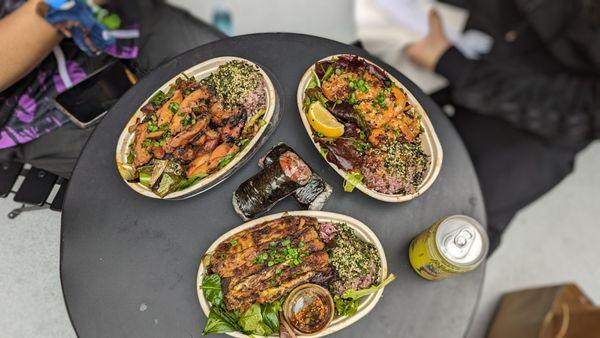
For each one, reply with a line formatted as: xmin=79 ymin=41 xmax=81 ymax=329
xmin=1 ymin=1 xmax=599 ymax=337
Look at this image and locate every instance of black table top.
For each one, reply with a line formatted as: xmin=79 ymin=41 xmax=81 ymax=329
xmin=60 ymin=33 xmax=486 ymax=338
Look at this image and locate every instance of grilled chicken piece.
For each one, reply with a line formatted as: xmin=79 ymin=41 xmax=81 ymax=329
xmin=151 ymin=146 xmax=165 ymax=159
xmin=157 ymin=90 xmax=183 ymax=126
xmin=146 ymin=130 xmax=165 ymax=139
xmin=133 ymin=123 xmax=152 ymax=167
xmin=212 ymin=217 xmax=317 ymax=261
xmin=219 ymin=238 xmax=324 ymax=281
xmin=223 ymin=251 xmax=330 ymax=312
xmin=211 ymin=227 xmax=324 ymax=279
xmin=357 ymin=100 xmax=393 ymax=129
xmin=220 ymin=117 xmax=245 ymax=143
xmin=192 ymin=128 xmax=219 ymax=148
xmin=170 ymin=87 xmax=211 ymax=134
xmin=258 ymin=272 xmax=316 ymax=304
xmin=186 ymin=152 xmax=210 ymax=178
xmin=207 ymin=142 xmax=238 ymax=172
xmin=168 ymin=117 xmax=208 ymax=149
xmin=354 ymin=71 xmax=385 ymax=102
xmin=210 ymin=101 xmax=238 ymax=125
xmin=172 ymin=146 xmax=196 ymax=162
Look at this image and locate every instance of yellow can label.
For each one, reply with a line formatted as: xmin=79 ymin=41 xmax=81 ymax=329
xmin=408 ymin=220 xmax=471 ymax=280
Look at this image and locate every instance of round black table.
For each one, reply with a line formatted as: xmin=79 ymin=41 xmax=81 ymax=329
xmin=61 ymin=33 xmax=486 ymax=338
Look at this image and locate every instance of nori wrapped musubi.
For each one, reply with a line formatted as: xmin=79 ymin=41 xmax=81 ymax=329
xmin=259 ymin=143 xmax=332 ymax=210
xmin=233 ymin=151 xmax=312 ymax=220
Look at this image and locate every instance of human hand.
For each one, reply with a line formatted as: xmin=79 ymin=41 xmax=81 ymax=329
xmin=405 ymin=9 xmax=451 ymax=71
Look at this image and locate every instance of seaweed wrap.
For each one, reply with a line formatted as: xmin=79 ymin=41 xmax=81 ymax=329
xmin=233 ymin=151 xmax=312 ymax=220
xmin=259 ymin=143 xmax=332 ymax=210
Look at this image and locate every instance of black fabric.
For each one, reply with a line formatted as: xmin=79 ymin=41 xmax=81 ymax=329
xmin=433 ymin=0 xmax=599 ymax=253
xmin=0 ymin=2 xmax=224 ymax=178
xmin=437 ymin=0 xmax=600 ymax=149
xmin=450 ymin=110 xmax=577 ymax=252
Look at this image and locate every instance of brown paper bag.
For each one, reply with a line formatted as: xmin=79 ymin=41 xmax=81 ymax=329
xmin=487 ymin=283 xmax=600 ymax=338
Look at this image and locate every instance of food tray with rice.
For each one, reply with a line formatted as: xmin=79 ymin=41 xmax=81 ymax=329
xmin=197 ymin=211 xmax=394 ymax=337
xmin=116 ymin=57 xmax=280 ymax=199
xmin=297 ymin=54 xmax=442 ymax=203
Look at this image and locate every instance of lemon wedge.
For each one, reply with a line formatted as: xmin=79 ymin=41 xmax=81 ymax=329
xmin=307 ymin=101 xmax=344 ymax=137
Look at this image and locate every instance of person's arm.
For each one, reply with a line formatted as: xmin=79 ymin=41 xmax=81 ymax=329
xmin=0 ymin=0 xmax=62 ymax=92
xmin=407 ymin=10 xmax=600 ymax=145
xmin=435 ymin=46 xmax=600 ymax=145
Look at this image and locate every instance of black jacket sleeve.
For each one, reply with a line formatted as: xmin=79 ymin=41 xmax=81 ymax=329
xmin=436 ymin=47 xmax=600 ymax=147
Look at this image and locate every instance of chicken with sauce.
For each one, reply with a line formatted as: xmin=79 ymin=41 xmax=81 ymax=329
xmin=121 ymin=60 xmax=268 ymax=197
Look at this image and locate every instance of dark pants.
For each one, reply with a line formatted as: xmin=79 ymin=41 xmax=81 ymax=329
xmin=0 ymin=2 xmax=224 ymax=178
xmin=449 ymin=110 xmax=580 ymax=253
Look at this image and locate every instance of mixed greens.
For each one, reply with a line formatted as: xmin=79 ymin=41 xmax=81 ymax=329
xmin=200 ymin=274 xmax=281 ymax=336
xmin=303 ymin=55 xmax=430 ymax=195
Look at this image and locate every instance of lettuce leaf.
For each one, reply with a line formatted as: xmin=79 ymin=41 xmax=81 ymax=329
xmin=343 ymin=172 xmax=364 ymax=192
xmin=334 ymin=296 xmax=360 ymax=317
xmin=202 ymin=306 xmax=240 ymax=336
xmin=261 ymin=301 xmax=281 ymax=332
xmin=200 ymin=274 xmax=223 ymax=307
xmin=239 ymin=304 xmax=273 ymax=336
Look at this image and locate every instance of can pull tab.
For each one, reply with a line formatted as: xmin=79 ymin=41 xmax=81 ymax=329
xmin=442 ymin=227 xmax=475 ymax=260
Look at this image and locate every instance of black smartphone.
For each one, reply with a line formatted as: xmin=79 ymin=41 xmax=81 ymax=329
xmin=53 ymin=61 xmax=135 ymax=128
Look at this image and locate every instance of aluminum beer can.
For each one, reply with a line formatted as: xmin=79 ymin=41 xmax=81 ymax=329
xmin=409 ymin=215 xmax=489 ymax=280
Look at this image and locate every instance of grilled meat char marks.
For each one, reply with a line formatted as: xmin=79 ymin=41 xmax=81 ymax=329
xmin=208 ymin=216 xmax=330 ymax=312
xmin=223 ymin=251 xmax=329 ymax=312
xmin=210 ymin=216 xmax=317 ymax=277
xmin=214 ymin=227 xmax=324 ymax=280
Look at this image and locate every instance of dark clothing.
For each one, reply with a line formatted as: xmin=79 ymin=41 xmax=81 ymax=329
xmin=434 ymin=0 xmax=599 ymax=252
xmin=437 ymin=0 xmax=600 ymax=148
xmin=0 ymin=1 xmax=225 ymax=178
xmin=451 ymin=111 xmax=578 ymax=252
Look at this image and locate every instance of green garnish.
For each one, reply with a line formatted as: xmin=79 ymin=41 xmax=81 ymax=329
xmin=342 ymin=274 xmax=396 ymax=300
xmin=343 ymin=172 xmax=364 ymax=192
xmin=168 ymin=102 xmax=180 ymax=113
xmin=334 ymin=296 xmax=360 ymax=317
xmin=321 ymin=65 xmax=334 ymax=82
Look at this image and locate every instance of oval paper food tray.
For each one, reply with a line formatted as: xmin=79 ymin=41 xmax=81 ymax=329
xmin=196 ymin=210 xmax=389 ymax=338
xmin=296 ymin=54 xmax=443 ymax=203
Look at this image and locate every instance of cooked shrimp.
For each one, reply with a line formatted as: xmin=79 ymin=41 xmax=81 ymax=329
xmin=387 ymin=113 xmax=420 ymax=142
xmin=321 ymin=72 xmax=357 ymax=101
xmin=357 ymin=101 xmax=394 ymax=129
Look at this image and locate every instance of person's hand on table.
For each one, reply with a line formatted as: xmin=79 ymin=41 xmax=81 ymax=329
xmin=405 ymin=9 xmax=451 ymax=71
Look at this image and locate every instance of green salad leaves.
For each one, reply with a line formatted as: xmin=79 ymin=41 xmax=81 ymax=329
xmin=334 ymin=296 xmax=360 ymax=317
xmin=200 ymin=274 xmax=282 ymax=336
xmin=238 ymin=301 xmax=281 ymax=336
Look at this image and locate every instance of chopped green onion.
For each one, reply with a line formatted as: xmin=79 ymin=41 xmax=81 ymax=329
xmin=168 ymin=102 xmax=180 ymax=113
xmin=321 ymin=65 xmax=334 ymax=82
